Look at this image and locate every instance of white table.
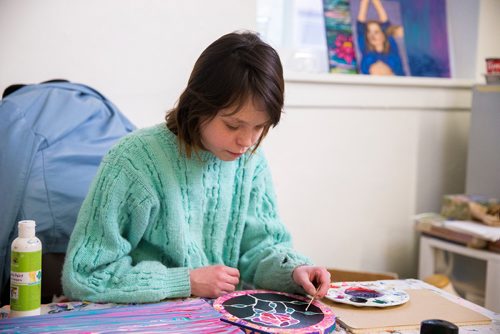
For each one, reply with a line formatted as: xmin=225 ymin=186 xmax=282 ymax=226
xmin=418 ymin=235 xmax=500 ymax=313
xmin=2 ymin=279 xmax=498 ymax=333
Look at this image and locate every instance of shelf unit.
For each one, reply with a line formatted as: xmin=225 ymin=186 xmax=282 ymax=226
xmin=419 ymin=235 xmax=500 ymax=312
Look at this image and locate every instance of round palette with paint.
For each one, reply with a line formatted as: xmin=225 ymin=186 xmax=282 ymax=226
xmin=325 ymin=282 xmax=409 ymax=307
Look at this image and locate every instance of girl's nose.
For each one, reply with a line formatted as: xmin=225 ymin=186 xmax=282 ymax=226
xmin=237 ymin=130 xmax=253 ymax=149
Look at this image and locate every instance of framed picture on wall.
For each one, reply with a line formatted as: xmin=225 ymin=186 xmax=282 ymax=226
xmin=350 ymin=0 xmax=450 ymax=78
xmin=323 ymin=0 xmax=358 ymax=74
xmin=349 ymin=0 xmax=410 ymax=76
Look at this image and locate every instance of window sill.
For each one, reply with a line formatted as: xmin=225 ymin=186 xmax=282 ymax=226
xmin=285 ymin=72 xmax=477 ymax=88
xmin=284 ymin=72 xmax=478 ymax=111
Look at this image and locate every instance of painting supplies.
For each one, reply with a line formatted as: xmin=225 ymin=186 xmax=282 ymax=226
xmin=214 ymin=289 xmax=336 ymax=333
xmin=305 ymin=286 xmax=320 ymax=311
xmin=10 ymin=220 xmax=42 ymax=317
xmin=323 ymin=289 xmax=490 ymax=333
xmin=420 ymin=319 xmax=458 ymax=334
xmin=325 ymin=281 xmax=409 ymax=307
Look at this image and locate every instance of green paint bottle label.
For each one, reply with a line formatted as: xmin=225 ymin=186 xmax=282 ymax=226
xmin=10 ymin=250 xmax=42 ymax=311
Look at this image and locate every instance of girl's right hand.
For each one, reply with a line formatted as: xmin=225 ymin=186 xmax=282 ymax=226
xmin=189 ymin=265 xmax=240 ymax=298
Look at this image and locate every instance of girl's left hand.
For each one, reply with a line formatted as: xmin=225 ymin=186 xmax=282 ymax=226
xmin=292 ymin=266 xmax=331 ymax=298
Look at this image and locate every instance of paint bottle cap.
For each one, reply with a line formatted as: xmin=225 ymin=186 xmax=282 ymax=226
xmin=420 ymin=319 xmax=458 ymax=334
xmin=18 ymin=220 xmax=36 ymax=238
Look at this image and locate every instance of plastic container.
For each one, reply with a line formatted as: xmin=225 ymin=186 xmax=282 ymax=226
xmin=10 ymin=220 xmax=42 ymax=317
xmin=485 ymin=58 xmax=500 ymax=74
xmin=485 ymin=58 xmax=500 ymax=84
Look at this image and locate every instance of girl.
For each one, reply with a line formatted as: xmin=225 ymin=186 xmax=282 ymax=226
xmin=62 ymin=31 xmax=331 ymax=303
xmin=357 ymin=0 xmax=404 ymax=76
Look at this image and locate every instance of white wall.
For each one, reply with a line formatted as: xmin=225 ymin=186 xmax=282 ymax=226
xmin=475 ymin=0 xmax=500 ymax=81
xmin=446 ymin=0 xmax=479 ymax=79
xmin=263 ymin=74 xmax=472 ymax=278
xmin=0 ymin=0 xmax=256 ymax=127
xmin=0 ymin=0 xmax=488 ymax=278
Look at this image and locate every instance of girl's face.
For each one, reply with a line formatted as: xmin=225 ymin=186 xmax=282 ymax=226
xmin=366 ymin=22 xmax=386 ymax=50
xmin=200 ymin=99 xmax=270 ymax=161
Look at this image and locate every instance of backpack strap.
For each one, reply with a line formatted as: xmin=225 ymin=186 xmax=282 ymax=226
xmin=2 ymin=84 xmax=25 ymax=99
xmin=2 ymin=79 xmax=70 ymax=99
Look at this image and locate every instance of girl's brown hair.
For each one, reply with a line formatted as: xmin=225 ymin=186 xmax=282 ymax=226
xmin=365 ymin=21 xmax=390 ymax=53
xmin=166 ymin=31 xmax=284 ymax=158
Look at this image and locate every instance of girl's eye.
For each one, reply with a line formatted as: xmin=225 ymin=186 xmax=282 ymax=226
xmin=225 ymin=123 xmax=239 ymax=130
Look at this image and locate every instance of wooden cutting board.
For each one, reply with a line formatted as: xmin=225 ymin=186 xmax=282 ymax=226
xmin=323 ymin=289 xmax=491 ymax=333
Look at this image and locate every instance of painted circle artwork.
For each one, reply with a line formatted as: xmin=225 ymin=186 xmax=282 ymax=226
xmin=325 ymin=282 xmax=410 ymax=307
xmin=214 ymin=290 xmax=336 ymax=333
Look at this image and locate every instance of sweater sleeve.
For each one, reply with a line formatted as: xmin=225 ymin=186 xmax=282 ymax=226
xmin=62 ymin=144 xmax=190 ymax=303
xmin=238 ymin=154 xmax=312 ymax=295
xmin=357 ymin=20 xmax=367 ymax=54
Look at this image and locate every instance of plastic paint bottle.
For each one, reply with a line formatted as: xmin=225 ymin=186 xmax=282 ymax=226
xmin=10 ymin=220 xmax=42 ymax=317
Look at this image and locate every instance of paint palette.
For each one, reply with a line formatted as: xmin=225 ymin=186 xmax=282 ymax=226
xmin=214 ymin=290 xmax=336 ymax=334
xmin=325 ymin=282 xmax=409 ymax=307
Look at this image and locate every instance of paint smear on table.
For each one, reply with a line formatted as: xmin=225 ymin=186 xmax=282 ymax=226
xmin=0 ymin=298 xmax=241 ymax=333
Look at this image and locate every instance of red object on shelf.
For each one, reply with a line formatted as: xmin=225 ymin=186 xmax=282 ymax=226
xmin=486 ymin=58 xmax=500 ymax=74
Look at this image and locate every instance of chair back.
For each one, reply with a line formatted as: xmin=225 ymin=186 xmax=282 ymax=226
xmin=327 ymin=268 xmax=398 ymax=282
xmin=0 ymin=80 xmax=135 ymax=304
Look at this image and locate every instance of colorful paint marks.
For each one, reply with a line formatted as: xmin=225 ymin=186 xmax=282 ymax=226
xmin=0 ymin=299 xmax=241 ymax=333
xmin=214 ymin=290 xmax=336 ymax=334
xmin=326 ymin=281 xmax=409 ymax=307
xmin=323 ymin=0 xmax=358 ymax=74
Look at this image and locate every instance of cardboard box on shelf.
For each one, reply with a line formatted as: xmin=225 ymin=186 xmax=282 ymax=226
xmin=441 ymin=194 xmax=500 ymax=226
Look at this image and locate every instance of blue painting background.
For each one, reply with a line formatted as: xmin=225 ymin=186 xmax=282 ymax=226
xmin=398 ymin=0 xmax=450 ymax=77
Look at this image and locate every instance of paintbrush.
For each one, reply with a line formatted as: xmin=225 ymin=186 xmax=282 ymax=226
xmin=305 ymin=285 xmax=320 ymax=311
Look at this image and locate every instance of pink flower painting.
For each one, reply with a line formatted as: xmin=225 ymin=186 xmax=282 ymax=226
xmin=334 ymin=34 xmax=355 ymax=64
xmin=251 ymin=312 xmax=300 ymax=328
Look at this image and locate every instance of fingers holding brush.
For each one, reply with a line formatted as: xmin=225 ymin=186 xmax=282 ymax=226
xmin=305 ymin=288 xmax=318 ymax=311
xmin=292 ymin=265 xmax=331 ymax=298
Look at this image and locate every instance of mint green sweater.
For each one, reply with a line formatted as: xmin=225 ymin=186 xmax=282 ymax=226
xmin=62 ymin=124 xmax=310 ymax=303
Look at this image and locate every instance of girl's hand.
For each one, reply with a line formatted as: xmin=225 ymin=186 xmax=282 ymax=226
xmin=189 ymin=265 xmax=240 ymax=298
xmin=292 ymin=266 xmax=331 ymax=298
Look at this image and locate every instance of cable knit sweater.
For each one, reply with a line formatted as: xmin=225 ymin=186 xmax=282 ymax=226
xmin=62 ymin=123 xmax=311 ymax=303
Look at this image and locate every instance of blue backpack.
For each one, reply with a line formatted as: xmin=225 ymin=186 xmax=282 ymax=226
xmin=0 ymin=80 xmax=136 ymax=299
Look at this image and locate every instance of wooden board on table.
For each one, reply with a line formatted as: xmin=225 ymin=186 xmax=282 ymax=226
xmin=323 ymin=289 xmax=491 ymax=333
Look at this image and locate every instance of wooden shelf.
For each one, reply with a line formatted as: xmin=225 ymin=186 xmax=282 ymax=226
xmin=285 ymin=72 xmax=478 ymax=89
xmin=283 ymin=72 xmax=476 ymax=111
